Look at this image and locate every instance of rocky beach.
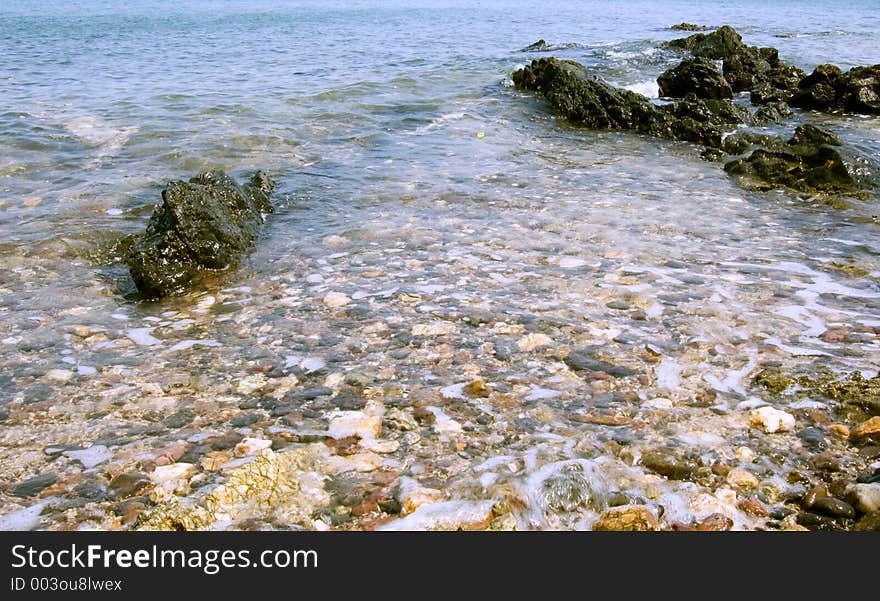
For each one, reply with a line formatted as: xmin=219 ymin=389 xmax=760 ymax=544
xmin=1 ymin=1 xmax=878 ymax=532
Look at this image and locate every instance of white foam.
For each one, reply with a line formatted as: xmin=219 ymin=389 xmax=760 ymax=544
xmin=126 ymin=327 xmax=161 ymax=346
xmin=378 ymin=500 xmax=495 ymax=530
xmin=64 ymin=445 xmax=112 ymax=469
xmin=0 ymin=500 xmax=51 ymax=531
xmin=525 ymin=385 xmax=560 ymax=401
xmin=624 ymin=80 xmax=659 ymax=99
xmin=655 ymin=358 xmax=683 ymax=390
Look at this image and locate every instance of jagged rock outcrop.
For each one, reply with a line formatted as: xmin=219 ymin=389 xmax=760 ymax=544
xmin=723 ymin=124 xmax=875 ymax=194
xmin=790 ymin=64 xmax=880 ymax=114
xmin=658 ymin=56 xmax=734 ymax=99
xmin=512 ymin=57 xmax=743 ymax=148
xmin=125 ymin=170 xmax=275 ymax=299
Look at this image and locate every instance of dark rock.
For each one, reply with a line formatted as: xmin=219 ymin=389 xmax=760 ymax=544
xmin=162 ymin=408 xmax=195 ymax=429
xmin=520 ymin=39 xmax=549 ymax=52
xmin=753 ymin=101 xmax=793 ymax=124
xmin=723 ymin=124 xmax=872 ymax=194
xmin=811 ymin=496 xmax=856 ymax=519
xmin=796 ymin=510 xmax=845 ymax=531
xmin=667 ymin=25 xmax=804 ymax=99
xmin=640 ymin=449 xmax=698 ymax=480
xmin=798 ymin=427 xmax=827 ymax=451
xmin=12 ymin=472 xmax=57 ymax=498
xmin=230 ymin=413 xmax=261 ymax=427
xmin=564 ymin=351 xmax=637 ymax=377
xmin=23 ymin=384 xmax=54 ymax=405
xmin=666 ymin=25 xmax=745 ymax=60
xmin=124 ymin=170 xmax=275 ymax=298
xmin=790 ymin=63 xmax=880 ymax=114
xmin=511 ymin=57 xmax=740 ymax=148
xmin=670 ymin=23 xmax=708 ymax=32
xmin=658 ymin=57 xmax=733 ymax=100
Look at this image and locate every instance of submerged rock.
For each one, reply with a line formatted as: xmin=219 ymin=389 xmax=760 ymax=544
xmin=723 ymin=124 xmax=873 ymax=194
xmin=125 ymin=170 xmax=275 ymax=298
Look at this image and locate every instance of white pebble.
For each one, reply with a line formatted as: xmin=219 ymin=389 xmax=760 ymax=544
xmin=323 ymin=292 xmax=351 ymax=307
xmin=750 ymin=407 xmax=796 ymax=433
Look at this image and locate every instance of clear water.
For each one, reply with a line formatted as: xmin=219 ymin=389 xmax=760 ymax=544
xmin=1 ymin=0 xmax=879 ymax=531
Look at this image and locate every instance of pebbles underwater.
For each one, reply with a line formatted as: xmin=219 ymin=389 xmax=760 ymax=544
xmin=2 ymin=162 xmax=879 ymax=532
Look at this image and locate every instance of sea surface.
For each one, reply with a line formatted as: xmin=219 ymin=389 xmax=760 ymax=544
xmin=1 ymin=0 xmax=879 ymax=531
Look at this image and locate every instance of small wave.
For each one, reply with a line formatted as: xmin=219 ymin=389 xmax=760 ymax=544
xmin=64 ymin=115 xmax=139 ymax=168
xmin=623 ymin=80 xmax=659 ymax=99
xmin=519 ymin=39 xmax=585 ymax=53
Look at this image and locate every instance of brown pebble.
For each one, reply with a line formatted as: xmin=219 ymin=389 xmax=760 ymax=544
xmin=821 ymin=328 xmax=849 ymax=343
xmin=463 ymin=380 xmax=491 ymax=398
xmin=802 ymin=484 xmax=829 ymax=509
xmin=850 ymin=416 xmax=880 ymax=443
xmin=592 ymin=506 xmax=661 ymax=531
xmin=737 ymin=498 xmax=769 ymax=517
xmin=696 ymin=513 xmax=733 ymax=531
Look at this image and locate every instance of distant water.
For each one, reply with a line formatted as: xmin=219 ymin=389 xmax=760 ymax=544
xmin=1 ymin=1 xmax=879 ymax=531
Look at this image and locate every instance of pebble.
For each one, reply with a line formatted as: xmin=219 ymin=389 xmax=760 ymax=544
xmin=737 ymin=498 xmax=769 ymax=517
xmin=846 ymin=483 xmax=880 ymax=513
xmin=109 ymin=472 xmax=151 ymax=499
xmin=606 ymin=300 xmax=630 ymax=310
xmin=558 ymin=256 xmax=588 ymax=268
xmin=234 ymin=437 xmax=273 ymax=457
xmin=45 ymin=368 xmax=73 ymax=382
xmin=323 ymin=292 xmax=351 ymax=307
xmin=811 ymin=497 xmax=856 ymax=519
xmin=592 ymin=506 xmax=660 ymax=531
xmin=149 ymin=463 xmax=197 ymax=484
xmin=850 ymin=417 xmax=880 ymax=443
xmin=237 ymin=374 xmax=268 ymax=395
xmin=640 ymin=450 xmax=697 ymax=480
xmin=64 ymin=445 xmax=112 ymax=469
xmin=411 ymin=322 xmax=456 ymax=336
xmin=399 ymin=482 xmax=446 ymax=515
xmin=328 ymin=411 xmax=382 ymax=440
xmin=377 ymin=500 xmax=494 ymax=531
xmin=750 ymin=407 xmax=796 ymax=433
xmin=696 ymin=513 xmax=734 ymax=531
xmin=517 ymin=333 xmax=553 ymax=351
xmin=12 ymin=473 xmax=57 ymax=498
xmin=726 ymin=468 xmax=760 ymax=489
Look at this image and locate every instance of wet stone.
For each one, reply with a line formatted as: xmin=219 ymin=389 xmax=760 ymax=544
xmin=811 ymin=497 xmax=856 ymax=519
xmin=640 ymin=450 xmax=698 ymax=480
xmin=797 ymin=511 xmax=845 ymax=531
xmin=798 ymin=427 xmax=827 ymax=451
xmin=592 ymin=506 xmax=660 ymax=531
xmin=163 ymin=409 xmax=195 ymax=429
xmin=23 ymin=384 xmax=54 ymax=404
xmin=230 ymin=413 xmax=262 ymax=427
xmin=606 ymin=300 xmax=630 ymax=310
xmin=564 ymin=351 xmax=637 ymax=377
xmin=12 ymin=472 xmax=57 ymax=498
xmin=696 ymin=513 xmax=734 ymax=531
